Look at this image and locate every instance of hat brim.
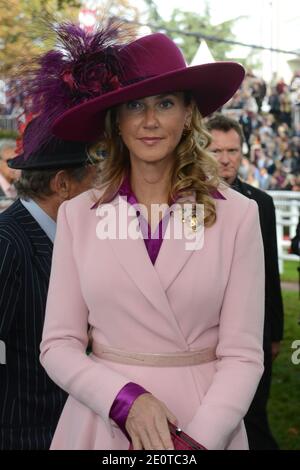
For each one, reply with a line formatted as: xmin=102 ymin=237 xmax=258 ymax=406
xmin=52 ymin=62 xmax=244 ymax=142
xmin=7 ymin=152 xmax=88 ymax=170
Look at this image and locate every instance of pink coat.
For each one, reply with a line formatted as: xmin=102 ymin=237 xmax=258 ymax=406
xmin=40 ymin=185 xmax=265 ymax=450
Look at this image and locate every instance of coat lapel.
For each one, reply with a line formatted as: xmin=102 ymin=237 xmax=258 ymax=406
xmin=106 ymin=195 xmax=172 ymax=313
xmin=104 ymin=193 xmax=202 ymax=347
xmin=154 ymin=201 xmax=198 ymax=292
xmin=14 ymin=201 xmax=53 ymax=281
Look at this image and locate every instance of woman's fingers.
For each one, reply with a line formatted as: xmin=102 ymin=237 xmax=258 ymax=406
xmin=162 ymin=404 xmax=178 ymax=427
xmin=154 ymin=416 xmax=174 ymax=450
xmin=138 ymin=429 xmax=153 ymax=450
xmin=125 ymin=394 xmax=178 ymax=450
xmin=147 ymin=423 xmax=167 ymax=450
xmin=131 ymin=434 xmax=143 ymax=450
xmin=132 ymin=417 xmax=173 ymax=450
xmin=130 ymin=421 xmax=165 ymax=450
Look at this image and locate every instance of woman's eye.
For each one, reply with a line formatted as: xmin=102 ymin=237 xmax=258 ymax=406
xmin=160 ymin=99 xmax=173 ymax=109
xmin=126 ymin=101 xmax=143 ymax=110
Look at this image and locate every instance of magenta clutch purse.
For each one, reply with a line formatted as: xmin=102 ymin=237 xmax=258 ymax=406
xmin=129 ymin=422 xmax=206 ymax=450
xmin=168 ymin=423 xmax=207 ymax=450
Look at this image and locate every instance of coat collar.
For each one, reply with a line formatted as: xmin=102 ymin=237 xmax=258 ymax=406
xmin=231 ymin=177 xmax=254 ymax=198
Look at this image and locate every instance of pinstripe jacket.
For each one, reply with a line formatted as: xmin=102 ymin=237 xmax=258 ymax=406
xmin=0 ymin=200 xmax=67 ymax=449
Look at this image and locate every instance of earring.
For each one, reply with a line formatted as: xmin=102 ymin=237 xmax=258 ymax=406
xmin=183 ymin=121 xmax=191 ymax=135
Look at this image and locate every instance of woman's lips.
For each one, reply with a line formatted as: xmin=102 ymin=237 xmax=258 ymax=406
xmin=138 ymin=137 xmax=164 ymax=145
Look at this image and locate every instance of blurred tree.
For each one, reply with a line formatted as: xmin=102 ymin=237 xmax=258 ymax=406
xmin=144 ymin=0 xmax=242 ymax=64
xmin=94 ymin=0 xmax=139 ymax=21
xmin=0 ymin=0 xmax=82 ymax=77
xmin=168 ymin=9 xmax=240 ymax=63
xmin=143 ymin=0 xmax=162 ymax=23
xmin=0 ymin=0 xmax=140 ymax=78
xmin=237 ymin=50 xmax=263 ymax=73
xmin=92 ymin=0 xmax=140 ymax=37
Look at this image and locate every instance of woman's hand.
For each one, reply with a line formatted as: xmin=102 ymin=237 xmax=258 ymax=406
xmin=125 ymin=393 xmax=178 ymax=450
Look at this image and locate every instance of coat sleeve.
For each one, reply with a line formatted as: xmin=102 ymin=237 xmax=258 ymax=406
xmin=185 ymin=199 xmax=265 ymax=449
xmin=40 ymin=201 xmax=131 ymax=425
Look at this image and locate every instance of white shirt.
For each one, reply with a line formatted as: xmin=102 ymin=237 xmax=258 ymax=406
xmin=20 ymin=198 xmax=56 ymax=243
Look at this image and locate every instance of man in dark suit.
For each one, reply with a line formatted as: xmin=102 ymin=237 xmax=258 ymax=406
xmin=206 ymin=114 xmax=284 ymax=450
xmin=0 ymin=128 xmax=99 ymax=449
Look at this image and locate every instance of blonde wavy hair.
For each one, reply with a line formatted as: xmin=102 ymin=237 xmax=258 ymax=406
xmin=93 ymin=93 xmax=223 ymax=227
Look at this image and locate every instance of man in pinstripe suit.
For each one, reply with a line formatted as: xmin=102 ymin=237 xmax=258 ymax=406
xmin=0 ymin=134 xmax=99 ymax=449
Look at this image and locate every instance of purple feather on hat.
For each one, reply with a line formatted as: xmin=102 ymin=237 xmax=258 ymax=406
xmin=22 ymin=20 xmax=132 ymax=159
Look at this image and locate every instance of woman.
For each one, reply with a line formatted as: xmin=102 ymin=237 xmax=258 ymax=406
xmin=37 ymin=23 xmax=265 ymax=450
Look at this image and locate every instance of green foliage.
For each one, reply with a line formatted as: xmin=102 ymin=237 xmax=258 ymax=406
xmin=144 ymin=0 xmax=162 ymax=23
xmin=0 ymin=0 xmax=141 ymax=78
xmin=0 ymin=0 xmax=82 ymax=77
xmin=168 ymin=9 xmax=239 ymax=63
xmin=144 ymin=0 xmax=241 ymax=64
xmin=0 ymin=130 xmax=18 ymax=139
xmin=281 ymin=260 xmax=299 ymax=283
xmin=237 ymin=50 xmax=263 ymax=72
xmin=101 ymin=0 xmax=140 ymax=21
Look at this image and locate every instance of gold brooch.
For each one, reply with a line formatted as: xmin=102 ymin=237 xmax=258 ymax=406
xmin=181 ymin=203 xmax=199 ymax=232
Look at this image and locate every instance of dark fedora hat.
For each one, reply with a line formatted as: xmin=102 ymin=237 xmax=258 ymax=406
xmin=52 ymin=32 xmax=245 ymax=142
xmin=8 ymin=119 xmax=94 ymax=170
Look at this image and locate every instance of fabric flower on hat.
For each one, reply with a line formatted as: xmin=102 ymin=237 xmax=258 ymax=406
xmin=21 ymin=20 xmax=133 ymax=159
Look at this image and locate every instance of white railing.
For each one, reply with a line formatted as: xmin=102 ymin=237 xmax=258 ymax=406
xmin=267 ymin=191 xmax=300 ymax=273
xmin=0 ymin=115 xmax=18 ymax=132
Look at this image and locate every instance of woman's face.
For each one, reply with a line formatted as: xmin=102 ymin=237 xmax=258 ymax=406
xmin=117 ymin=92 xmax=192 ymax=165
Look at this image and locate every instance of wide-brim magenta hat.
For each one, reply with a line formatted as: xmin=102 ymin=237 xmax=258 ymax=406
xmin=52 ymin=32 xmax=245 ymax=142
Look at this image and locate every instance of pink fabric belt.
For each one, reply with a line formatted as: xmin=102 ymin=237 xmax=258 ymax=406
xmin=92 ymin=342 xmax=217 ymax=367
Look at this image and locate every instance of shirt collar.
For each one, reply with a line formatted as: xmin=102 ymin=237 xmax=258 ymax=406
xmin=20 ymin=198 xmax=56 ymax=243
